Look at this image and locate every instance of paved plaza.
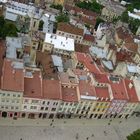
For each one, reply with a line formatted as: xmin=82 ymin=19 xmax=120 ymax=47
xmin=0 ymin=117 xmax=140 ymax=140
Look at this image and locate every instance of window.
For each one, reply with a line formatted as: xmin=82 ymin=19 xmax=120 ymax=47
xmin=45 ymin=107 xmax=48 ymax=111
xmin=42 ymin=101 xmax=45 ymax=105
xmin=13 ymin=94 xmax=16 ymax=97
xmin=47 ymin=102 xmax=50 ymax=105
xmin=65 ymin=103 xmax=68 ymax=106
xmin=11 ymin=106 xmax=14 ymax=110
xmin=15 ymin=107 xmax=19 ymax=110
xmin=24 ymin=99 xmax=28 ymax=103
xmin=24 ymin=106 xmax=27 ymax=109
xmin=2 ymin=99 xmax=5 ymax=102
xmin=7 ymin=94 xmax=10 ymax=97
xmin=5 ymin=106 xmax=8 ymax=109
xmin=41 ymin=107 xmax=44 ymax=110
xmin=1 ymin=106 xmax=4 ymax=109
xmin=18 ymin=94 xmax=20 ymax=97
xmin=51 ymin=108 xmax=56 ymax=111
xmin=32 ymin=100 xmax=39 ymax=104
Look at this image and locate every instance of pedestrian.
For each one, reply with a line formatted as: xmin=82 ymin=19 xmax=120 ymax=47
xmin=91 ymin=134 xmax=94 ymax=137
xmin=86 ymin=137 xmax=89 ymax=140
xmin=76 ymin=133 xmax=79 ymax=139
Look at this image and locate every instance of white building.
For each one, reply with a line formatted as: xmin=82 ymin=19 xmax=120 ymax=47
xmin=40 ymin=12 xmax=56 ymax=33
xmin=43 ymin=33 xmax=75 ymax=55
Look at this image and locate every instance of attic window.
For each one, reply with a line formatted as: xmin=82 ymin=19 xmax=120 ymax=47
xmin=31 ymin=90 xmax=35 ymax=94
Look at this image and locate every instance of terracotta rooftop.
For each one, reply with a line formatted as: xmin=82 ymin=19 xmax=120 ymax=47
xmin=83 ymin=34 xmax=95 ymax=42
xmin=24 ymin=70 xmax=42 ymax=98
xmin=79 ymin=80 xmax=96 ymax=97
xmin=1 ymin=59 xmax=24 ymax=92
xmin=94 ymin=73 xmax=109 ymax=83
xmin=57 ymin=22 xmax=84 ymax=36
xmin=124 ymin=79 xmax=139 ymax=102
xmin=95 ymin=86 xmax=110 ymax=100
xmin=110 ymin=79 xmax=128 ymax=100
xmin=116 ymin=51 xmax=133 ymax=62
xmin=80 ymin=16 xmax=96 ymax=26
xmin=43 ymin=80 xmax=62 ymax=100
xmin=58 ymin=72 xmax=78 ymax=85
xmin=64 ymin=4 xmax=98 ymax=18
xmin=75 ymin=43 xmax=90 ymax=53
xmin=61 ymin=86 xmax=79 ymax=102
xmin=76 ymin=52 xmax=101 ymax=74
xmin=124 ymin=42 xmax=138 ymax=53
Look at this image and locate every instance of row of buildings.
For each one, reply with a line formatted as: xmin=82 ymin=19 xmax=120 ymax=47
xmin=0 ymin=0 xmax=140 ymax=120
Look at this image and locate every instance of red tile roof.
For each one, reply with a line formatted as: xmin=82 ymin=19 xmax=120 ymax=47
xmin=83 ymin=34 xmax=95 ymax=42
xmin=95 ymin=86 xmax=110 ymax=99
xmin=124 ymin=43 xmax=138 ymax=53
xmin=43 ymin=80 xmax=62 ymax=100
xmin=124 ymin=79 xmax=139 ymax=102
xmin=80 ymin=16 xmax=96 ymax=26
xmin=24 ymin=70 xmax=42 ymax=98
xmin=116 ymin=51 xmax=133 ymax=62
xmin=57 ymin=22 xmax=84 ymax=36
xmin=75 ymin=43 xmax=90 ymax=53
xmin=76 ymin=52 xmax=101 ymax=74
xmin=61 ymin=86 xmax=79 ymax=102
xmin=79 ymin=80 xmax=96 ymax=97
xmin=1 ymin=59 xmax=24 ymax=92
xmin=94 ymin=73 xmax=109 ymax=83
xmin=110 ymin=79 xmax=128 ymax=100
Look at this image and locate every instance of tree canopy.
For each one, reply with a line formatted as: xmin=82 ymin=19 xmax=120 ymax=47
xmin=50 ymin=4 xmax=63 ymax=12
xmin=75 ymin=0 xmax=103 ymax=14
xmin=0 ymin=16 xmax=18 ymax=39
xmin=94 ymin=17 xmax=105 ymax=30
xmin=127 ymin=129 xmax=140 ymax=140
xmin=120 ymin=0 xmax=140 ymax=34
xmin=55 ymin=13 xmax=70 ymax=23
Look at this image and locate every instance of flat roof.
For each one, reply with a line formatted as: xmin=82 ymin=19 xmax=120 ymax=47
xmin=44 ymin=33 xmax=74 ymax=52
xmin=6 ymin=37 xmax=22 ymax=59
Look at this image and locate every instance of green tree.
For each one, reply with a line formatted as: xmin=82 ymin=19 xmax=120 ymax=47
xmin=127 ymin=129 xmax=140 ymax=140
xmin=94 ymin=17 xmax=105 ymax=30
xmin=121 ymin=10 xmax=129 ymax=23
xmin=76 ymin=0 xmax=103 ymax=14
xmin=56 ymin=13 xmax=70 ymax=23
xmin=129 ymin=18 xmax=140 ymax=34
xmin=50 ymin=4 xmax=63 ymax=12
xmin=0 ymin=16 xmax=18 ymax=39
xmin=38 ymin=20 xmax=44 ymax=31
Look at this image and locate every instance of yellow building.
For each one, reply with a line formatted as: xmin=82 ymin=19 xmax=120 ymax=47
xmin=54 ymin=0 xmax=65 ymax=5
